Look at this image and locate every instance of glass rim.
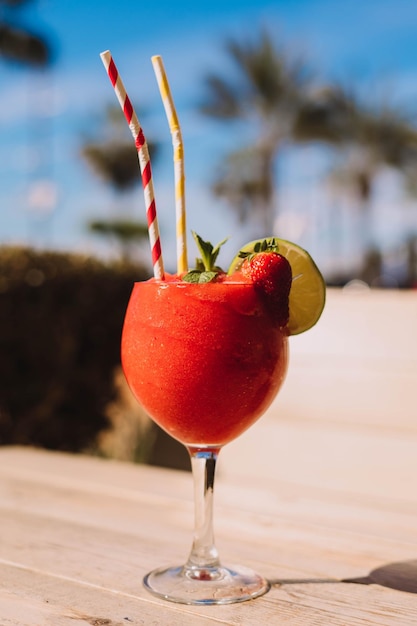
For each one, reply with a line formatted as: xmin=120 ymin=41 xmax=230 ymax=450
xmin=133 ymin=279 xmax=255 ymax=287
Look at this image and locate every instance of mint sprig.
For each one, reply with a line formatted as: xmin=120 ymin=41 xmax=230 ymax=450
xmin=182 ymin=231 xmax=228 ymax=283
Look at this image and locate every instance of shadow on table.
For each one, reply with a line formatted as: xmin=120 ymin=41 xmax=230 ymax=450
xmin=270 ymin=559 xmax=417 ymax=595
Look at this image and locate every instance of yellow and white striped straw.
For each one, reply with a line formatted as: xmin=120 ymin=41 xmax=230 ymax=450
xmin=151 ymin=55 xmax=188 ymax=274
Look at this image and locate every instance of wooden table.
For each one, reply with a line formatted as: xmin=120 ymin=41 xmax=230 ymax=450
xmin=1 ymin=288 xmax=417 ymax=624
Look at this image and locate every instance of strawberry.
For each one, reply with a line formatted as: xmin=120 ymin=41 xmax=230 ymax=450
xmin=240 ymin=241 xmax=292 ymax=327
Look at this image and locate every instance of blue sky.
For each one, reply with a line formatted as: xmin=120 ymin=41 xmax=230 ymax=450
xmin=1 ymin=0 xmax=417 ymax=278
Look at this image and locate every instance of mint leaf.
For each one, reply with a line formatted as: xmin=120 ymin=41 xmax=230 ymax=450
xmin=191 ymin=231 xmax=228 ymax=272
xmin=182 ymin=270 xmax=218 ymax=283
xmin=182 ymin=270 xmax=203 ymax=283
xmin=211 ymin=237 xmax=229 ymax=267
xmin=195 ymin=258 xmax=205 ymax=272
xmin=198 ymin=271 xmax=218 ymax=283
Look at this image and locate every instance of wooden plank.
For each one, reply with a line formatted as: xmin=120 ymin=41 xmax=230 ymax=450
xmin=1 ymin=552 xmax=417 ymax=626
xmin=0 ymin=489 xmax=414 ymax=582
xmin=1 ymin=448 xmax=417 ymax=625
xmin=274 ymin=287 xmax=417 ymax=431
xmin=1 ymin=447 xmax=417 ymax=546
xmin=223 ymin=417 xmax=417 ymax=501
xmin=0 ymin=563 xmax=232 ymax=626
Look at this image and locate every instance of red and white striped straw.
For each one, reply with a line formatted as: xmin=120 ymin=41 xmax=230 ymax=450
xmin=100 ymin=50 xmax=164 ymax=280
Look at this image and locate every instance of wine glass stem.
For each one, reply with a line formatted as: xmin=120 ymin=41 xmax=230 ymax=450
xmin=185 ymin=447 xmax=221 ymax=573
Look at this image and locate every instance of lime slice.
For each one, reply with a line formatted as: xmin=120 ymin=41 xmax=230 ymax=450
xmin=228 ymin=238 xmax=326 ymax=335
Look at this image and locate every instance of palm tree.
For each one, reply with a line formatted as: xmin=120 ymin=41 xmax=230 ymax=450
xmin=295 ymin=83 xmax=417 ymax=282
xmin=0 ymin=0 xmax=52 ymax=66
xmin=199 ymin=30 xmax=347 ymax=236
xmin=200 ymin=31 xmax=417 ymax=286
xmin=325 ymin=92 xmax=417 ymax=269
xmin=87 ymin=218 xmax=149 ymax=263
xmin=82 ymin=106 xmax=158 ymax=263
xmin=329 ymin=97 xmax=417 ymax=203
xmin=82 ymin=142 xmax=143 ymax=192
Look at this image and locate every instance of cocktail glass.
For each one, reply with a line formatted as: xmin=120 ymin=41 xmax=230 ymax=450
xmin=121 ymin=278 xmax=289 ymax=604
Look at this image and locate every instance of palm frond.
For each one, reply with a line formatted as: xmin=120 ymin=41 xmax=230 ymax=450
xmin=199 ymin=75 xmax=242 ymax=118
xmin=88 ymin=219 xmax=148 ymax=241
xmin=0 ymin=22 xmax=51 ymax=66
xmin=82 ymin=141 xmax=158 ymax=191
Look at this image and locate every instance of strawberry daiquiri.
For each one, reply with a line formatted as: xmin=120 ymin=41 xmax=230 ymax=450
xmin=121 ymin=233 xmax=325 ymax=606
xmin=121 ymin=276 xmax=288 ymax=448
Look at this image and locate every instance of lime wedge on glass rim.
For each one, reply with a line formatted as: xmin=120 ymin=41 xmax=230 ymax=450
xmin=228 ymin=238 xmax=326 ymax=335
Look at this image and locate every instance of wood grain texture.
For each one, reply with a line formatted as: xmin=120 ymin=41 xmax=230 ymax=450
xmin=1 ymin=443 xmax=416 ymax=625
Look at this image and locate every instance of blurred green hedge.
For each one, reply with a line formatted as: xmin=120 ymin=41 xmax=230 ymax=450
xmin=0 ymin=246 xmax=149 ymax=452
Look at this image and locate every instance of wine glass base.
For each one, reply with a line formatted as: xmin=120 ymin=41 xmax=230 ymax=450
xmin=143 ymin=563 xmax=270 ymax=605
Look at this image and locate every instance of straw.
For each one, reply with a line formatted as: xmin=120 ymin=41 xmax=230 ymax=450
xmin=100 ymin=50 xmax=165 ymax=280
xmin=151 ymin=55 xmax=188 ymax=274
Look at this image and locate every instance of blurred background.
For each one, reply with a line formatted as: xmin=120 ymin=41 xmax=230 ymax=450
xmin=1 ymin=0 xmax=416 ymax=465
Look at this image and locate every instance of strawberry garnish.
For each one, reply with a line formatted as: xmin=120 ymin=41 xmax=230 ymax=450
xmin=239 ymin=240 xmax=292 ymax=327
